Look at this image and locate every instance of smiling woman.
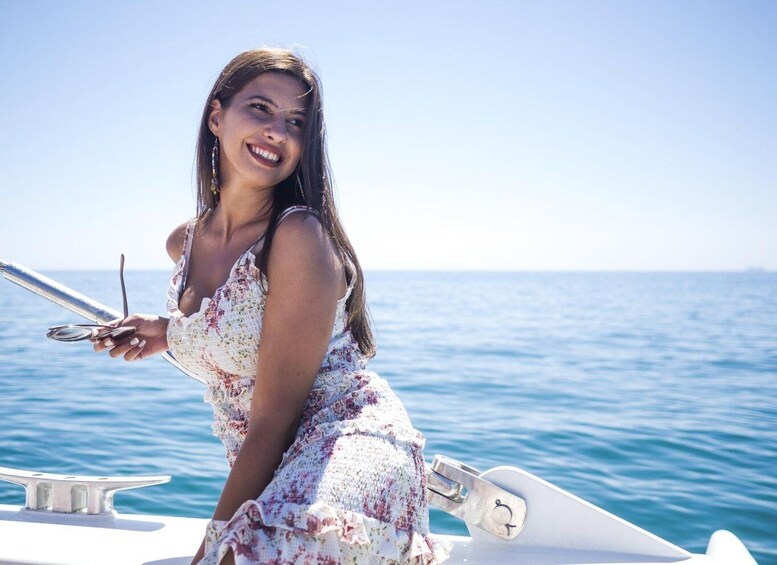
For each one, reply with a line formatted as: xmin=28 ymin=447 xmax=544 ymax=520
xmin=90 ymin=47 xmax=451 ymax=565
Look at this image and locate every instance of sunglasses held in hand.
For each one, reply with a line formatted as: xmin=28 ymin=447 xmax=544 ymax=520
xmin=47 ymin=255 xmax=137 ymax=343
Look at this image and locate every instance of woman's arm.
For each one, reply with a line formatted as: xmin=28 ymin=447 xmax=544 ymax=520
xmin=210 ymin=212 xmax=344 ymax=521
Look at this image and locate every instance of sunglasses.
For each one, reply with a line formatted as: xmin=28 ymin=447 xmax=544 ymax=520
xmin=47 ymin=254 xmax=137 ymax=343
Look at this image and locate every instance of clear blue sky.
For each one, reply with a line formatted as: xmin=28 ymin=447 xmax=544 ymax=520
xmin=1 ymin=0 xmax=775 ymax=270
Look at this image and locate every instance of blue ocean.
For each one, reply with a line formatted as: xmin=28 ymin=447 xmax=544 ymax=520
xmin=1 ymin=270 xmax=775 ymax=562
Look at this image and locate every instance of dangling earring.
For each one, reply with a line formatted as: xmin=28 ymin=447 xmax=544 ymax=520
xmin=210 ymin=138 xmax=221 ymax=196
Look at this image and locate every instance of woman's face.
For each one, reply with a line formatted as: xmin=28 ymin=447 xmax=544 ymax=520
xmin=209 ymin=72 xmax=309 ymax=192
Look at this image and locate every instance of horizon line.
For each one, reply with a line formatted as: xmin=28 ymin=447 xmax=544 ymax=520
xmin=28 ymin=267 xmax=774 ymax=274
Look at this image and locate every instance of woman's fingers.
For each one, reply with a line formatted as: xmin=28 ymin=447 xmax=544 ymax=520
xmin=90 ymin=318 xmax=125 ymax=351
xmin=89 ymin=314 xmax=165 ymax=360
xmin=93 ymin=336 xmax=147 ymax=361
xmin=108 ymin=337 xmax=138 ymax=358
xmin=123 ymin=339 xmax=147 ymax=362
xmin=107 ymin=337 xmax=140 ymax=359
xmin=92 ymin=335 xmax=114 ymax=352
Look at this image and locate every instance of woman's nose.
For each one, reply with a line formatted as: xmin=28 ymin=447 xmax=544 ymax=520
xmin=265 ymin=116 xmax=288 ymax=142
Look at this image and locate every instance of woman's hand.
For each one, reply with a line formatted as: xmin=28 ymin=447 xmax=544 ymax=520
xmin=91 ymin=314 xmax=169 ymax=361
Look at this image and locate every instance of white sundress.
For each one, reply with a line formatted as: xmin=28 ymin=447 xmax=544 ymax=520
xmin=166 ymin=206 xmax=450 ymax=564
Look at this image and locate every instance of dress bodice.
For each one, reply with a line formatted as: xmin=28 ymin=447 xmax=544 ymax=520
xmin=166 ymin=207 xmax=368 ymax=463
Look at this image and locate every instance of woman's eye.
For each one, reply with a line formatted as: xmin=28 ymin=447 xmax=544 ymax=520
xmin=289 ymin=119 xmax=304 ymax=128
xmin=252 ymin=103 xmax=270 ymax=113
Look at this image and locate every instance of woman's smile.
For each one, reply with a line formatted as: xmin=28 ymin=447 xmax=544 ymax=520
xmin=247 ymin=143 xmax=283 ymax=167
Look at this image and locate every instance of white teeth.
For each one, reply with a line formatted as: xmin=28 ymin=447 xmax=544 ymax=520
xmin=251 ymin=146 xmax=280 ymax=162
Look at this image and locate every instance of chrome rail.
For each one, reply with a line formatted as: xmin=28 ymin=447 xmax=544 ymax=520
xmin=0 ymin=259 xmax=204 ymax=383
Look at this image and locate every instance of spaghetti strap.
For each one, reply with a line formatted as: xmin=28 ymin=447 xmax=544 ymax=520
xmin=248 ymin=206 xmax=317 ymax=255
xmin=277 ymin=205 xmax=319 ymax=224
xmin=179 ymin=217 xmax=198 ymax=296
xmin=247 ymin=231 xmax=267 ymax=255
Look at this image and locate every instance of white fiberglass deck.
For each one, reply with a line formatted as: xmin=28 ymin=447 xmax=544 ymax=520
xmin=0 ymin=503 xmax=752 ymax=565
xmin=0 ymin=462 xmax=756 ymax=565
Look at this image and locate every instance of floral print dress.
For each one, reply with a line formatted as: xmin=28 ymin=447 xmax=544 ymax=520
xmin=166 ymin=206 xmax=450 ymax=564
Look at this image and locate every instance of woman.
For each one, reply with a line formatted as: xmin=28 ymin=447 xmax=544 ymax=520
xmin=93 ymin=48 xmax=450 ymax=564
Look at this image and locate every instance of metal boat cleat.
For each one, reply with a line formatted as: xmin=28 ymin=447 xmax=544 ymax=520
xmin=0 ymin=466 xmax=170 ymax=514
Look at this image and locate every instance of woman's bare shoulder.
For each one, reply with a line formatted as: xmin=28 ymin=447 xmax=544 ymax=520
xmin=273 ymin=210 xmax=332 ymax=260
xmin=166 ymin=220 xmax=191 ymax=263
xmin=270 ymin=211 xmax=344 ymax=293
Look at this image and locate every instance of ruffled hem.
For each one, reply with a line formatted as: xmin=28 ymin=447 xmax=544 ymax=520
xmin=201 ymin=499 xmax=451 ymax=564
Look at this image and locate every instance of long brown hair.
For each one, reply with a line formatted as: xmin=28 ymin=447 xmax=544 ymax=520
xmin=194 ymin=47 xmax=375 ymax=358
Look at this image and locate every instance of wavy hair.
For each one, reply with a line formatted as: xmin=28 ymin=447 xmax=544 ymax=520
xmin=194 ymin=47 xmax=375 ymax=358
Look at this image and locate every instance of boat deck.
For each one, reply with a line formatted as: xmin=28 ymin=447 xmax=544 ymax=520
xmin=0 ymin=504 xmax=733 ymax=565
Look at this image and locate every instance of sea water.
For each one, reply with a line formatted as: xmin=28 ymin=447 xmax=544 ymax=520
xmin=0 ymin=270 xmax=775 ymax=562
